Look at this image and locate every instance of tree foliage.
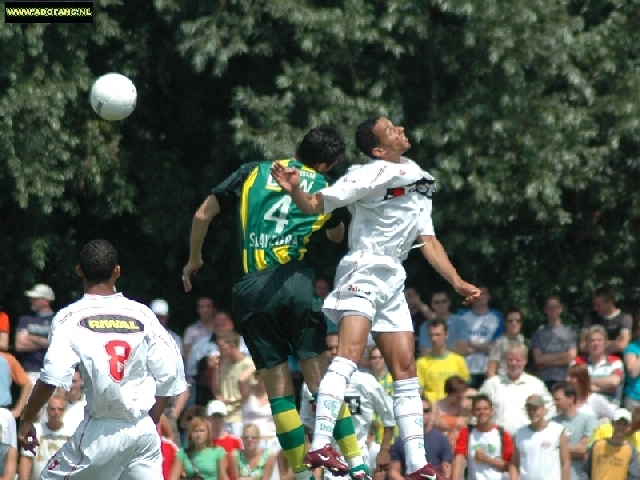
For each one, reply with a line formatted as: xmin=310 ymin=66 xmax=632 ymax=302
xmin=1 ymin=0 xmax=639 ymax=334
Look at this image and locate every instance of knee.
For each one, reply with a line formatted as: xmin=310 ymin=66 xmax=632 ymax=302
xmin=388 ymin=356 xmax=416 ymax=380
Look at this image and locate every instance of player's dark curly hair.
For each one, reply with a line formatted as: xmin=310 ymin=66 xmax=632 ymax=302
xmin=295 ymin=126 xmax=346 ymax=168
xmin=79 ymin=239 xmax=118 ymax=282
xmin=355 ymin=116 xmax=382 ymax=158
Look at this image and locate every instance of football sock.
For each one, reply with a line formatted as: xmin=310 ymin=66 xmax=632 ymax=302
xmin=270 ymin=396 xmax=307 ymax=475
xmin=393 ymin=377 xmax=427 ymax=474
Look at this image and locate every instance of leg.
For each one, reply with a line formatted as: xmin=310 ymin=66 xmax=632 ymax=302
xmin=377 ymin=332 xmax=443 ymax=479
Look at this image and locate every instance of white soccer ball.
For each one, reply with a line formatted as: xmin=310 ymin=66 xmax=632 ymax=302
xmin=90 ymin=73 xmax=137 ymax=121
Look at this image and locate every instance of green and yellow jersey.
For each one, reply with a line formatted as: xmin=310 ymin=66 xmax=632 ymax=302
xmin=212 ymin=159 xmax=333 ymax=274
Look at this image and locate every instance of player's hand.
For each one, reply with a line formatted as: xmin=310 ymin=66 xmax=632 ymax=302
xmin=474 ymin=448 xmax=490 ymax=464
xmin=454 ymin=280 xmax=481 ymax=305
xmin=19 ymin=420 xmax=39 ymax=455
xmin=270 ymin=161 xmax=301 ymax=193
xmin=182 ymin=258 xmax=204 ymax=292
xmin=375 ymin=448 xmax=391 ymax=472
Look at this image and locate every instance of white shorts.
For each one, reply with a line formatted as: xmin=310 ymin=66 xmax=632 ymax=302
xmin=323 ymin=251 xmax=412 ymax=334
xmin=40 ymin=415 xmax=161 ymax=480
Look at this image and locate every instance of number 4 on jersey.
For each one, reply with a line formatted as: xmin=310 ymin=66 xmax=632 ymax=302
xmin=105 ymin=340 xmax=132 ymax=382
xmin=263 ymin=196 xmax=292 ymax=234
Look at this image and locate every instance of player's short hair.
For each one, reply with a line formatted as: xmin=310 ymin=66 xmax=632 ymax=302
xmin=355 ymin=116 xmax=382 ymax=158
xmin=79 ymin=239 xmax=118 ymax=282
xmin=296 ymin=126 xmax=346 ymax=168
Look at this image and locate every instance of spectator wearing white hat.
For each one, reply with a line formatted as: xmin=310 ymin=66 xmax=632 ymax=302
xmin=150 ymin=299 xmax=183 ymax=356
xmin=207 ymin=399 xmax=243 ymax=480
xmin=586 ymin=408 xmax=640 ymax=480
xmin=15 ymin=284 xmax=55 ymax=386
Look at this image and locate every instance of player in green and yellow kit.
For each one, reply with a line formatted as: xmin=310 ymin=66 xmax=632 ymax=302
xmin=182 ymin=127 xmax=370 ymax=480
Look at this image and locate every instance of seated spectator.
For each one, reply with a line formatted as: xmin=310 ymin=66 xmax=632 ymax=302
xmin=509 ymin=395 xmax=570 ymax=480
xmin=417 ymin=319 xmax=469 ymax=402
xmin=0 ymin=440 xmax=17 ymax=480
xmin=581 ymin=284 xmax=633 ymax=356
xmin=207 ymin=400 xmax=243 ymax=480
xmin=487 ymin=307 xmax=525 ymax=378
xmin=452 ymin=394 xmax=513 ymax=480
xmin=623 ymin=316 xmax=640 ymax=411
xmin=0 ymin=311 xmax=8 ymax=351
xmin=572 ymin=325 xmax=624 ymax=406
xmin=231 ymin=424 xmax=275 ymax=480
xmin=458 ymin=285 xmax=504 ymax=389
xmin=551 ymin=381 xmax=597 ymax=480
xmin=19 ymin=393 xmax=76 ymax=480
xmin=239 ymin=368 xmax=279 ymax=453
xmin=586 ymin=408 xmax=640 ymax=480
xmin=589 ymin=407 xmax=640 ymax=451
xmin=418 ymin=291 xmax=468 ymax=357
xmin=0 ymin=351 xmax=31 ymax=419
xmin=388 ymin=397 xmax=453 ymax=480
xmin=214 ymin=331 xmax=255 ymax=437
xmin=433 ymin=376 xmax=472 ymax=450
xmin=531 ymin=295 xmax=577 ymax=392
xmin=566 ymin=363 xmax=616 ymax=419
xmin=170 ymin=416 xmax=229 ymax=480
xmin=479 ymin=343 xmax=555 ymax=435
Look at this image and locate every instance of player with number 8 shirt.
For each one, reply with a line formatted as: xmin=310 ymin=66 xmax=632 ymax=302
xmin=183 ymin=126 xmax=371 ymax=480
xmin=18 ymin=239 xmax=187 ymax=479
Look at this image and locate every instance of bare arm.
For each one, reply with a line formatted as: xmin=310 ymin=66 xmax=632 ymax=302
xmin=508 ymin=447 xmax=520 ymax=480
xmin=0 ymin=332 xmax=8 ymax=351
xmin=387 ymin=460 xmax=404 ymax=480
xmin=375 ymin=427 xmax=394 ymax=474
xmin=18 ymin=454 xmax=33 ymax=480
xmin=451 ymin=454 xmax=465 ymax=480
xmin=149 ymin=396 xmax=170 ymax=424
xmin=568 ymin=436 xmax=589 ymax=459
xmin=170 ymin=388 xmax=190 ymax=420
xmin=560 ymin=432 xmax=570 ymax=480
xmin=534 ymin=349 xmax=576 ymax=368
xmin=12 ymin=378 xmax=32 ymax=419
xmin=440 ymin=461 xmax=452 ymax=478
xmin=270 ymin=161 xmax=325 ymax=214
xmin=182 ymin=194 xmax=221 ymax=292
xmin=238 ymin=363 xmax=257 ymax=402
xmin=262 ymin=453 xmax=276 ymax=480
xmin=417 ymin=236 xmax=480 ymax=304
xmin=219 ymin=454 xmax=230 ymax=480
xmin=15 ymin=330 xmax=49 ymax=352
xmin=1 ymin=447 xmax=17 ymax=480
xmin=168 ymin=456 xmax=184 ymax=480
xmin=591 ymin=374 xmax=622 ymax=392
xmin=609 ymin=331 xmax=630 ymax=354
xmin=326 ymin=222 xmax=344 ymax=243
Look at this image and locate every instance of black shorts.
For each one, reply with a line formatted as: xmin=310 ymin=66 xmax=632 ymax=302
xmin=232 ymin=261 xmax=328 ymax=370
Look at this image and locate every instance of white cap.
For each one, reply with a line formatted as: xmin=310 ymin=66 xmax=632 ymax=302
xmin=150 ymin=299 xmax=169 ymax=316
xmin=206 ymin=399 xmax=228 ymax=416
xmin=613 ymin=408 xmax=632 ymax=423
xmin=25 ymin=284 xmax=55 ymax=301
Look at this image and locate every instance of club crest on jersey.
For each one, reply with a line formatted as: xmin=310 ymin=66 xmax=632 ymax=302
xmin=383 ymin=176 xmax=436 ymax=200
xmin=80 ymin=315 xmax=144 ymax=333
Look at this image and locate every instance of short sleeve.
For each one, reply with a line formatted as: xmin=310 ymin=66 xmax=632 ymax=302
xmin=451 ymin=316 xmax=469 ymax=342
xmin=440 ymin=432 xmax=454 ymax=462
xmin=628 ymin=444 xmax=640 ymax=480
xmin=416 ymin=197 xmax=435 ymax=237
xmin=488 ymin=338 xmax=502 ymax=362
xmin=390 ymin=438 xmax=404 ymax=461
xmin=0 ymin=312 xmax=9 ymax=333
xmin=454 ymin=427 xmax=469 ymax=456
xmin=211 ymin=162 xmax=260 ymax=212
xmin=622 ymin=313 xmax=634 ymax=331
xmin=321 ymin=163 xmax=395 ymax=213
xmin=40 ymin=318 xmax=80 ymax=389
xmin=418 ymin=322 xmax=431 ymax=349
xmin=502 ymin=430 xmax=514 ymax=462
xmin=3 ymin=353 xmax=29 ymax=386
xmin=16 ymin=315 xmax=30 ymax=331
xmin=529 ymin=330 xmax=542 ymax=351
xmin=146 ymin=315 xmax=188 ymax=397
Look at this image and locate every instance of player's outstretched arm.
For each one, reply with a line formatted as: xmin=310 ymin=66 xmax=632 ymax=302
xmin=417 ymin=235 xmax=480 ymax=305
xmin=270 ymin=161 xmax=324 ymax=215
xmin=183 ymin=194 xmax=221 ymax=292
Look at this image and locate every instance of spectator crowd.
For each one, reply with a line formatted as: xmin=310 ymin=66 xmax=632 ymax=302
xmin=2 ymin=280 xmax=640 ymax=480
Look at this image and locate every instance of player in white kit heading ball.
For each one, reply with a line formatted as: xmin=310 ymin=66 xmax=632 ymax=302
xmin=271 ymin=116 xmax=480 ymax=480
xmin=18 ymin=239 xmax=187 ymax=479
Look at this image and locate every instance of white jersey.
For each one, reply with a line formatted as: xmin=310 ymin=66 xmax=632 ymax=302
xmin=300 ymin=370 xmax=395 ymax=457
xmin=321 ymin=157 xmax=436 ymax=260
xmin=22 ymin=421 xmax=77 ymax=480
xmin=514 ymin=421 xmax=565 ymax=480
xmin=41 ymin=293 xmax=188 ymax=423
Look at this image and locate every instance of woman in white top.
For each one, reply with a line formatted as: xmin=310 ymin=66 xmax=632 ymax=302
xmin=567 ymin=363 xmax=616 ymax=419
xmin=239 ymin=367 xmax=279 ymax=453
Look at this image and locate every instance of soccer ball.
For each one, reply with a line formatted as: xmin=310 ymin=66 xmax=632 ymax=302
xmin=90 ymin=73 xmax=137 ymax=121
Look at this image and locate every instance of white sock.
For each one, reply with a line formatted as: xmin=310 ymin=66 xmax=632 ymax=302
xmin=311 ymin=356 xmax=357 ymax=451
xmin=393 ymin=377 xmax=427 ymax=474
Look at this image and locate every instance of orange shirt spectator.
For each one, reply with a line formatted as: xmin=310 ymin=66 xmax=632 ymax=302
xmin=0 ymin=311 xmax=9 ymax=351
xmin=0 ymin=352 xmax=31 ymax=417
